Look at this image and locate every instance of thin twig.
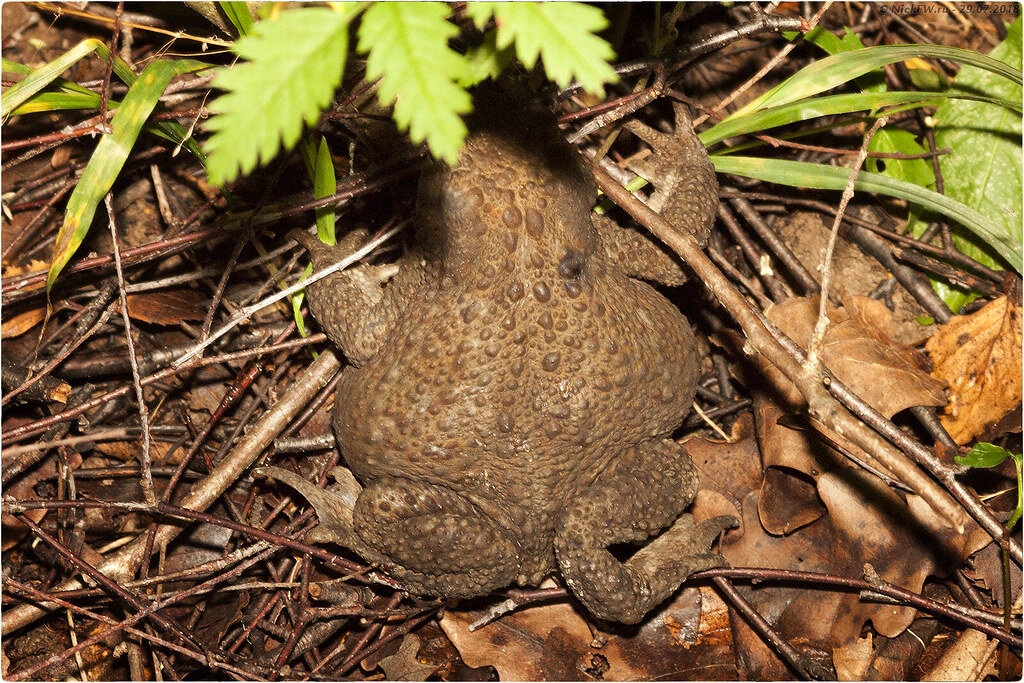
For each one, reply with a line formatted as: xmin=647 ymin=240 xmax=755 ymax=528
xmin=173 ymin=222 xmax=402 ymax=366
xmin=105 ymin=193 xmax=155 ymax=504
xmin=807 ymin=117 xmax=887 ymax=373
xmin=1 ymin=349 xmax=344 ymax=636
xmin=695 ymin=2 xmax=832 ymax=126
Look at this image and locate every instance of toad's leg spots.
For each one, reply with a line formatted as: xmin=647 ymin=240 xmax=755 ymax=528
xmin=554 ymin=439 xmax=737 ymax=624
xmin=595 ymin=214 xmax=689 ymax=286
xmin=353 ymin=478 xmax=522 ymax=598
xmin=622 ymin=102 xmax=718 ymax=247
xmin=290 ymin=228 xmax=409 ymax=364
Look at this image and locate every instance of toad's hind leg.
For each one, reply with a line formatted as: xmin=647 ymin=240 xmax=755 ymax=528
xmin=353 ymin=478 xmax=522 ymax=598
xmin=554 ymin=439 xmax=737 ymax=624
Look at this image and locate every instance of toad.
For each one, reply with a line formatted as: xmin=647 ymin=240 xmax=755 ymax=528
xmin=270 ymin=88 xmax=736 ymax=624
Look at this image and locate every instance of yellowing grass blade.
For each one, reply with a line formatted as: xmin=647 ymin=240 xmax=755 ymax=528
xmin=1 ymin=39 xmax=138 ymax=118
xmin=47 ymin=59 xmax=209 ymax=292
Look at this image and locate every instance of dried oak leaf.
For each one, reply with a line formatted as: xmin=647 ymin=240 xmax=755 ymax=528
xmin=729 ymin=296 xmax=947 ymax=536
xmin=925 ymin=295 xmax=1023 ymax=445
xmin=770 ymin=296 xmax=947 ymax=418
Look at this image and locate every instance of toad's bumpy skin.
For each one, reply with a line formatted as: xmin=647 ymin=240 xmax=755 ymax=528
xmin=282 ymin=90 xmax=736 ymax=624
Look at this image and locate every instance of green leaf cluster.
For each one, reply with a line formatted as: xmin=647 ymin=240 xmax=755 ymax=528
xmin=203 ymin=2 xmax=618 ymax=183
xmin=703 ymin=36 xmax=1024 ymax=276
xmin=3 ymin=39 xmax=211 ymax=290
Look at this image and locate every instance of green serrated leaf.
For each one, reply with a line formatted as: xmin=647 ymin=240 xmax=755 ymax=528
xmin=48 ymin=59 xmax=209 ymax=291
xmin=465 ymin=3 xmax=495 ymax=31
xmin=204 ymin=8 xmax=353 ymax=186
xmin=357 ymin=2 xmax=471 ymax=164
xmin=482 ymin=2 xmax=617 ymax=95
xmin=460 ymin=32 xmax=514 ymax=88
xmin=712 ymin=155 xmax=1023 ymax=273
xmin=933 ymin=17 xmax=1022 ymax=292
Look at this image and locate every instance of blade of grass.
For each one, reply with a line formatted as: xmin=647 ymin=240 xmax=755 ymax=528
xmin=220 ymin=1 xmax=255 ymax=36
xmin=3 ymin=52 xmax=207 ymax=159
xmin=730 ymin=44 xmax=1022 ymax=119
xmin=47 ymin=59 xmax=209 ymax=292
xmin=711 ymin=155 xmax=1022 ymax=274
xmin=3 ymin=58 xmax=98 ymax=97
xmin=702 ymin=90 xmax=1021 ymax=146
xmin=1 ymin=39 xmax=140 ymax=118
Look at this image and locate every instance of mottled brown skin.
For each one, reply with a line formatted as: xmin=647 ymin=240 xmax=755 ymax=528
xmin=285 ymin=91 xmax=735 ymax=624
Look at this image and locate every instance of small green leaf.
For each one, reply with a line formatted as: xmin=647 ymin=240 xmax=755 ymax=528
xmin=300 ymin=135 xmax=337 ymax=246
xmin=2 ymin=39 xmax=137 ymax=119
xmin=220 ymin=1 xmax=255 ymax=36
xmin=934 ymin=17 xmax=1022 ymax=293
xmin=475 ymin=2 xmax=618 ymax=95
xmin=292 ymin=261 xmax=314 ymax=338
xmin=4 ymin=56 xmax=206 ymax=159
xmin=915 ymin=315 xmax=935 ymax=326
xmin=957 ymin=443 xmax=1023 ymax=529
xmin=866 ymin=127 xmax=935 ymax=188
xmin=204 ymin=7 xmax=355 ymax=186
xmin=702 ymin=90 xmax=1020 ymax=147
xmin=48 ymin=59 xmax=209 ymax=291
xmin=800 ymin=26 xmax=886 ymax=93
xmin=712 ymin=155 xmax=1023 ymax=273
xmin=357 ymin=2 xmax=471 ymax=164
xmin=956 ymin=442 xmax=1013 ymax=468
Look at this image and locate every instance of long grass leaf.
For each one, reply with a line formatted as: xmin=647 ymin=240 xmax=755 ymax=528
xmin=47 ymin=59 xmax=209 ymax=291
xmin=1 ymin=39 xmax=141 ymax=118
xmin=730 ymin=44 xmax=1022 ymax=119
xmin=711 ymin=155 xmax=1022 ymax=273
xmin=702 ymin=90 xmax=1021 ymax=146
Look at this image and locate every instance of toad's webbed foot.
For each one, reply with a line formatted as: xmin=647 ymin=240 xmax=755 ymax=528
xmin=622 ymin=101 xmax=718 ymax=247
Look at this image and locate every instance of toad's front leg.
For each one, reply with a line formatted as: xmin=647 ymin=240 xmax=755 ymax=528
xmin=290 ymin=228 xmax=424 ymax=365
xmin=596 ymin=101 xmax=719 ymax=287
xmin=554 ymin=439 xmax=737 ymax=624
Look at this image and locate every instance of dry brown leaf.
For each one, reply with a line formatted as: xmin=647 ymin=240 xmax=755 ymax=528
xmin=125 ymin=289 xmax=206 ymax=325
xmin=0 ymin=307 xmax=46 ymax=339
xmin=1 ymin=258 xmax=49 ymax=278
xmin=440 ymin=580 xmax=736 ymax=681
xmin=377 ymin=635 xmax=440 ymax=681
xmin=925 ymin=295 xmax=1023 ymax=445
xmin=688 ymin=408 xmax=990 ymax=676
xmin=769 ymin=296 xmax=947 ymax=418
xmin=93 ymin=439 xmax=177 ymax=464
xmin=832 ymin=634 xmax=873 ymax=681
